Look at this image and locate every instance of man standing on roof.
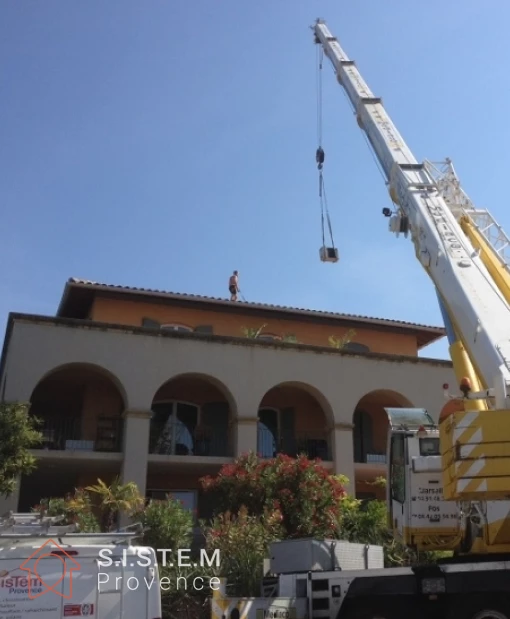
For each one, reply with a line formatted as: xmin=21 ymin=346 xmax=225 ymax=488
xmin=229 ymin=270 xmax=239 ymax=301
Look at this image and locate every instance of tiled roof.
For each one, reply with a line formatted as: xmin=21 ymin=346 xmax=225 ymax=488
xmin=62 ymin=278 xmax=445 ymax=338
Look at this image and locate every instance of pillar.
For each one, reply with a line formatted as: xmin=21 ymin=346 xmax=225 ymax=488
xmin=329 ymin=422 xmax=355 ymax=493
xmin=120 ymin=409 xmax=151 ymax=496
xmin=233 ymin=416 xmax=258 ymax=457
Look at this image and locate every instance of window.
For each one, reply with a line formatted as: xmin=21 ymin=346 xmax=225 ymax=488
xmin=258 ymin=408 xmax=279 ymax=457
xmin=147 ymin=489 xmax=196 ymax=513
xmin=142 ymin=317 xmax=161 ymax=329
xmin=390 ymin=433 xmax=406 ymax=503
xmin=257 ymin=407 xmax=295 ymax=458
xmin=419 ymin=437 xmax=440 ymax=456
xmin=344 ymin=342 xmax=371 ymax=353
xmin=353 ymin=409 xmax=373 ymax=463
xmin=150 ymin=400 xmax=230 ymax=457
xmin=161 ymin=324 xmax=193 ymax=333
xmin=194 ymin=325 xmax=214 ymax=334
xmin=151 ymin=401 xmax=198 ymax=455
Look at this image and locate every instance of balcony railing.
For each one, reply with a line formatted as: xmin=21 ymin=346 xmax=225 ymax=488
xmin=149 ymin=421 xmax=230 ymax=457
xmin=257 ymin=426 xmax=331 ymax=460
xmin=366 ymin=453 xmax=386 ymax=464
xmin=37 ymin=417 xmax=123 ymax=453
xmin=355 ymin=452 xmax=387 ymax=464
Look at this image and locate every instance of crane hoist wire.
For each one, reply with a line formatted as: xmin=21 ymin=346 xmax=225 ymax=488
xmin=315 ymin=45 xmax=336 ymax=252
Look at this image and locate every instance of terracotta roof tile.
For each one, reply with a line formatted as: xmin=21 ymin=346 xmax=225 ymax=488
xmin=64 ymin=277 xmax=445 ymax=336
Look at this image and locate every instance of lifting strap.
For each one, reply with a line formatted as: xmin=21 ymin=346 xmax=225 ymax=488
xmin=316 ymin=46 xmax=336 ymax=252
xmin=319 ymin=171 xmax=335 ymax=250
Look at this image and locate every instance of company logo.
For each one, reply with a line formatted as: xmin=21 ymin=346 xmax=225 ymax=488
xmin=64 ymin=603 xmax=94 ymax=617
xmin=19 ymin=538 xmax=80 ymax=599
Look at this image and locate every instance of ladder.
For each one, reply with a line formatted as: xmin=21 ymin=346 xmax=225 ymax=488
xmin=0 ymin=512 xmax=77 ymax=536
xmin=424 ymin=159 xmax=510 ymax=273
xmin=261 ymin=576 xmax=279 ymax=597
xmin=0 ymin=512 xmax=143 ymax=547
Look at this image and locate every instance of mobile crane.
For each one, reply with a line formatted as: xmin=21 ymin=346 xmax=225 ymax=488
xmin=314 ymin=15 xmax=510 ymax=614
xmin=211 ymin=19 xmax=510 ymax=619
xmin=311 ymin=16 xmax=510 ymax=558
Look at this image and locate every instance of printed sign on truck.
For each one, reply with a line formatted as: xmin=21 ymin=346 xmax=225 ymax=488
xmin=0 ymin=539 xmax=84 ymax=618
xmin=256 ymin=608 xmax=297 ymax=619
xmin=64 ymin=603 xmax=95 ymax=616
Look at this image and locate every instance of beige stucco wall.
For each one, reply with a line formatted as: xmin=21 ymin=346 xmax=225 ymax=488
xmin=0 ymin=317 xmax=455 ymax=510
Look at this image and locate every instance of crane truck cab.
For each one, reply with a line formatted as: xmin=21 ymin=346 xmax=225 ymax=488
xmin=0 ymin=513 xmax=162 ymax=619
xmin=385 ymin=407 xmax=460 ymax=552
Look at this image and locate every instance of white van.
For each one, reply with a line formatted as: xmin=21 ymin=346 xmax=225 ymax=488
xmin=0 ymin=513 xmax=162 ymax=618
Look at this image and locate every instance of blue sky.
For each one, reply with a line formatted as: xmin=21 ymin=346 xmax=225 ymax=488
xmin=2 ymin=1 xmax=510 ymax=361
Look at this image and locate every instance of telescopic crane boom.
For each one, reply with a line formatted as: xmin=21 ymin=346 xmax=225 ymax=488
xmin=313 ymin=19 xmax=510 ymax=411
xmin=313 ymin=19 xmax=510 ymax=554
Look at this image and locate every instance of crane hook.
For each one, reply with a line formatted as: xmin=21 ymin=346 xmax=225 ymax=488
xmin=316 ymin=147 xmax=325 ymax=170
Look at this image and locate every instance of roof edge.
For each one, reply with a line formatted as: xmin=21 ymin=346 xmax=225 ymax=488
xmin=56 ymin=278 xmax=74 ymax=316
xmin=0 ymin=313 xmax=16 ymax=395
xmin=62 ymin=278 xmax=446 ymax=346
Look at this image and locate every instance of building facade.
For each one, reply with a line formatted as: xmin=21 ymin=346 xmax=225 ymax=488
xmin=0 ymin=278 xmax=455 ymax=517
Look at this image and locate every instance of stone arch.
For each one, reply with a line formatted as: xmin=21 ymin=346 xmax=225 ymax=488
xmin=31 ymin=362 xmax=128 ymax=408
xmin=352 ymin=389 xmax=413 ymax=463
xmin=149 ymin=372 xmax=236 ymax=458
xmin=352 ymin=389 xmax=413 ymax=499
xmin=29 ymin=362 xmax=127 ymax=453
xmin=256 ymin=381 xmax=334 ymax=460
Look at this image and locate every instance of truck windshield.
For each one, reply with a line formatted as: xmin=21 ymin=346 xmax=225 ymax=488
xmin=419 ymin=437 xmax=440 ymax=456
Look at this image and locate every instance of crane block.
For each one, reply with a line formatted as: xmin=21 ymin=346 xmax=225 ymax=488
xmin=320 ymin=246 xmax=339 ymax=263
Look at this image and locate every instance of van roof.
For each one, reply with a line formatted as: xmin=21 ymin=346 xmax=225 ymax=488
xmin=0 ymin=514 xmax=144 ymax=547
xmin=0 ymin=534 xmax=143 ymax=549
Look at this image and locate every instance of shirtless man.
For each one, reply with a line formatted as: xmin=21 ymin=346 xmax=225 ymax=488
xmin=229 ymin=270 xmax=239 ymax=301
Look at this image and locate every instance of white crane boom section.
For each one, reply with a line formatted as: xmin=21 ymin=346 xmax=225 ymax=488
xmin=313 ymin=19 xmax=510 ymax=408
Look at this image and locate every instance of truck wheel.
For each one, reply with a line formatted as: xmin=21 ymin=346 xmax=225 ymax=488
xmin=470 ymin=612 xmax=509 ymax=619
xmin=450 ymin=602 xmax=510 ymax=619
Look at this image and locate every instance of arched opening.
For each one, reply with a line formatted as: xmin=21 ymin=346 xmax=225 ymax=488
xmin=149 ymin=374 xmax=234 ymax=458
xmin=352 ymin=389 xmax=413 ymax=500
xmin=18 ymin=364 xmax=125 ymax=512
xmin=29 ymin=363 xmax=126 ymax=453
xmin=147 ymin=374 xmax=235 ymax=524
xmin=18 ymin=461 xmax=120 ymax=513
xmin=257 ymin=382 xmax=333 ymax=460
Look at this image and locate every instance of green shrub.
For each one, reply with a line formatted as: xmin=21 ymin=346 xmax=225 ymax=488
xmin=201 ymin=452 xmax=346 ymax=539
xmin=204 ymin=506 xmax=283 ymax=596
xmin=135 ymin=496 xmax=194 ymax=551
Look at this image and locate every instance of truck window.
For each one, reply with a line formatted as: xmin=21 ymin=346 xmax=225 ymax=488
xmin=419 ymin=437 xmax=440 ymax=456
xmin=390 ymin=433 xmax=406 ymax=503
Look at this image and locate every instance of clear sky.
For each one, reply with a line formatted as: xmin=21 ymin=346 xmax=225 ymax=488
xmin=2 ymin=1 xmax=510 ymax=360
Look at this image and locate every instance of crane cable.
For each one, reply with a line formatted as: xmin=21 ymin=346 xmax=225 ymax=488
xmin=316 ymin=46 xmax=336 ymax=251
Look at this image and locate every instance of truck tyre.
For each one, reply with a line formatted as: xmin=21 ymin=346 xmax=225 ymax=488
xmin=469 ymin=611 xmax=509 ymax=619
xmin=448 ymin=599 xmax=510 ymax=619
